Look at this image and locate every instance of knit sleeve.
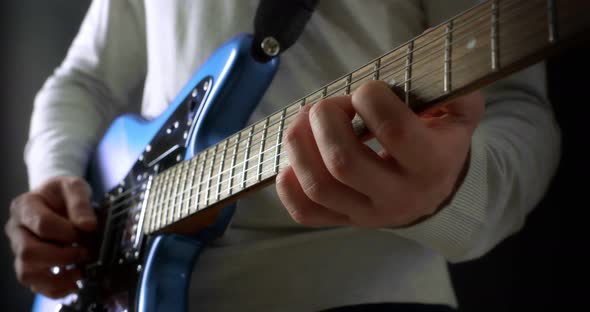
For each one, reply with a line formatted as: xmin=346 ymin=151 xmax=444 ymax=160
xmin=387 ymin=1 xmax=561 ymax=262
xmin=390 ymin=64 xmax=559 ymax=262
xmin=25 ymin=0 xmax=146 ymax=189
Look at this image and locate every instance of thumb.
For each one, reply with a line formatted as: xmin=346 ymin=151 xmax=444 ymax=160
xmin=58 ymin=177 xmax=97 ymax=232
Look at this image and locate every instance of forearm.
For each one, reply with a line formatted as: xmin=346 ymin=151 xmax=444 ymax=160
xmin=390 ymin=64 xmax=560 ymax=262
xmin=26 ymin=70 xmax=123 ymax=188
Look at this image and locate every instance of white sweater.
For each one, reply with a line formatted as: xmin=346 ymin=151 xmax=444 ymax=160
xmin=26 ymin=0 xmax=560 ymax=311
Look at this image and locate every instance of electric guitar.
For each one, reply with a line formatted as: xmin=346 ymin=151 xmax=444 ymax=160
xmin=33 ymin=0 xmax=590 ymax=311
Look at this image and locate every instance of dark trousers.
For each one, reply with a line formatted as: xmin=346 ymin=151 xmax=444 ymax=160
xmin=320 ymin=303 xmax=456 ymax=312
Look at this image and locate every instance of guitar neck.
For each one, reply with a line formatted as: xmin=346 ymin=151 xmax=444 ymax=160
xmin=143 ymin=0 xmax=590 ymax=235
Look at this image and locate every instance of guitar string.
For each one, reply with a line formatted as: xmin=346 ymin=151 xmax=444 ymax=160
xmin=106 ymin=0 xmax=546 ymax=221
xmin=107 ymin=3 xmax=549 ymax=224
xmin=144 ymin=22 xmax=552 ymax=222
xmin=112 ymin=29 xmax=552 ymax=230
xmin=145 ymin=23 xmax=556 ymax=231
xmin=141 ymin=36 xmax=563 ymax=234
xmin=141 ymin=24 xmax=555 ymax=232
xmin=149 ymin=0 xmax=540 ymax=184
xmin=174 ymin=0 xmax=535 ymax=173
xmin=181 ymin=0 xmax=537 ymax=164
xmin=100 ymin=0 xmax=533 ymax=210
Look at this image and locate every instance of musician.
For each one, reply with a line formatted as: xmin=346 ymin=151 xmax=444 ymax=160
xmin=5 ymin=0 xmax=560 ymax=311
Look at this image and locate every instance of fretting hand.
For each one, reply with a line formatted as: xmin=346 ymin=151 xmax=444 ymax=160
xmin=276 ymin=80 xmax=485 ymax=228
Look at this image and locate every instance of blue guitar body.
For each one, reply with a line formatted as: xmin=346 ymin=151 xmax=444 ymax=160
xmin=32 ymin=33 xmax=279 ymax=312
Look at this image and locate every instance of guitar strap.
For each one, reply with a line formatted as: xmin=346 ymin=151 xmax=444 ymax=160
xmin=252 ymin=0 xmax=319 ymax=61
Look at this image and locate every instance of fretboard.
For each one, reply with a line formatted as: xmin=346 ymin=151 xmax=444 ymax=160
xmin=143 ymin=0 xmax=589 ymax=234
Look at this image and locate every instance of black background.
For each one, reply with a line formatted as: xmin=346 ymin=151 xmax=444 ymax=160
xmin=0 ymin=1 xmax=587 ymax=311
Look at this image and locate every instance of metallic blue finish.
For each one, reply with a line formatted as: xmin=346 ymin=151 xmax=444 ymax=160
xmin=136 ymin=34 xmax=277 ymax=312
xmin=138 ymin=235 xmax=204 ymax=312
xmin=184 ymin=35 xmax=279 ymax=156
xmin=87 ymin=33 xmax=278 ymax=197
xmin=32 ymin=34 xmax=278 ymax=312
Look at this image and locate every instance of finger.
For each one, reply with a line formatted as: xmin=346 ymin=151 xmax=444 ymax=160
xmin=424 ymin=91 xmax=486 ymax=132
xmin=276 ymin=167 xmax=350 ymax=227
xmin=11 ymin=226 xmax=90 ymax=267
xmin=352 ymin=81 xmax=438 ymax=173
xmin=9 ymin=194 xmax=79 ymax=243
xmin=15 ymin=256 xmax=82 ymax=287
xmin=28 ymin=267 xmax=81 ymax=299
xmin=39 ymin=177 xmax=97 ymax=231
xmin=284 ymin=104 xmax=370 ymax=216
xmin=308 ymin=95 xmax=398 ymax=196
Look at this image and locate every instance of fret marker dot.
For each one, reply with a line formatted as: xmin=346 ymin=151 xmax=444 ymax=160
xmin=466 ymin=38 xmax=477 ymax=50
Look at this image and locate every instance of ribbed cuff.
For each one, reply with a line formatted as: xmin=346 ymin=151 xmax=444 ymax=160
xmin=386 ymin=134 xmax=488 ymax=262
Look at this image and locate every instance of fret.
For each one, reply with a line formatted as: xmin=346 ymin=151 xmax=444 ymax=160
xmin=137 ymin=177 xmax=153 ymax=238
xmin=258 ymin=117 xmax=270 ymax=182
xmin=144 ymin=179 xmax=153 ymax=232
xmin=331 ymin=74 xmax=351 ymax=97
xmin=345 ymin=73 xmax=352 ymax=94
xmin=175 ymin=165 xmax=183 ymax=222
xmin=547 ymin=0 xmax=557 ymax=42
xmin=177 ymin=161 xmax=188 ymax=220
xmin=205 ymin=144 xmax=218 ymax=206
xmin=158 ymin=169 xmax=172 ymax=229
xmin=185 ymin=158 xmax=196 ymax=216
xmin=168 ymin=166 xmax=181 ymax=224
xmin=444 ymin=21 xmax=453 ymax=93
xmin=378 ymin=42 xmax=406 ymax=89
xmin=299 ymin=97 xmax=306 ymax=108
xmin=275 ymin=107 xmax=287 ymax=174
xmin=144 ymin=177 xmax=157 ymax=234
xmin=491 ymin=0 xmax=500 ymax=71
xmin=373 ymin=58 xmax=381 ymax=80
xmin=216 ymin=140 xmax=228 ymax=201
xmin=446 ymin=3 xmax=491 ymax=94
xmin=150 ymin=175 xmax=165 ymax=232
xmin=143 ymin=185 xmax=153 ymax=233
xmin=156 ymin=170 xmax=167 ymax=229
xmin=307 ymin=88 xmax=324 ymax=104
xmin=145 ymin=176 xmax=156 ymax=232
xmin=190 ymin=153 xmax=206 ymax=212
xmin=195 ymin=150 xmax=207 ymax=210
xmin=404 ymin=41 xmax=414 ymax=105
xmin=241 ymin=125 xmax=255 ymax=189
xmin=228 ymin=132 xmax=240 ymax=195
xmin=495 ymin=0 xmax=550 ymax=73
